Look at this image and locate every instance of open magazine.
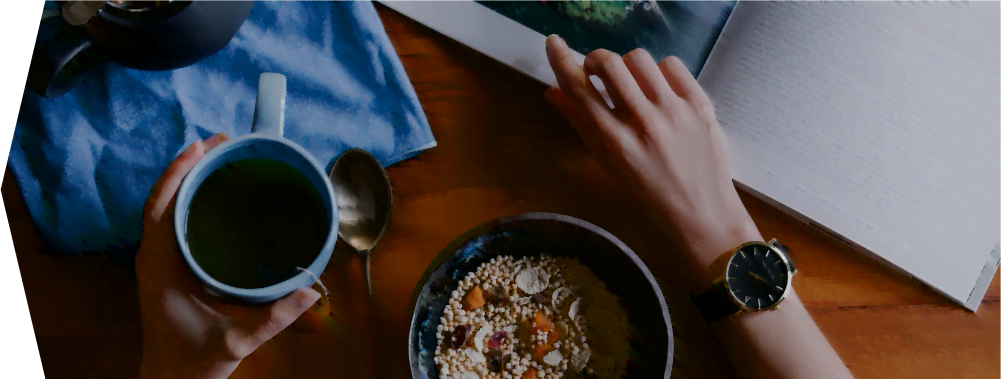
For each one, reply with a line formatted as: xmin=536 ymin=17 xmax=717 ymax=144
xmin=379 ymin=0 xmax=732 ymax=90
xmin=381 ymin=0 xmax=1000 ymax=310
xmin=476 ymin=1 xmax=734 ymax=77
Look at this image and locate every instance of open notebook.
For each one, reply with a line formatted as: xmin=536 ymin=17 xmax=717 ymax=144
xmin=383 ymin=1 xmax=1000 ymax=310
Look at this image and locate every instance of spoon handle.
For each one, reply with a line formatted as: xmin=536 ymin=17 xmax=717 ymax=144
xmin=361 ymin=250 xmax=373 ymax=298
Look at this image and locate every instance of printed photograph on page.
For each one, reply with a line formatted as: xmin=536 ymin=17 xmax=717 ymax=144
xmin=478 ymin=0 xmax=735 ymax=76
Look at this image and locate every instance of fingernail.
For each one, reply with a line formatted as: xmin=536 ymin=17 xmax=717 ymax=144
xmin=181 ymin=139 xmax=204 ymax=155
xmin=204 ymin=132 xmax=229 ymax=146
xmin=543 ymin=86 xmax=558 ymax=100
xmin=546 ymin=34 xmax=566 ymax=49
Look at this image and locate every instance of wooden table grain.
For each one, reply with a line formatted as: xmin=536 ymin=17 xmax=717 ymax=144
xmin=5 ymin=4 xmax=998 ymax=378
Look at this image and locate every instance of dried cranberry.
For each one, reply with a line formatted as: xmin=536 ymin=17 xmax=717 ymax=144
xmin=531 ymin=293 xmax=547 ymax=304
xmin=488 ymin=331 xmax=508 ymax=349
xmin=450 ymin=324 xmax=472 ymax=349
xmin=499 ymin=287 xmax=513 ymax=303
xmin=484 ymin=289 xmax=498 ymax=304
xmin=487 ymin=348 xmax=504 ymax=372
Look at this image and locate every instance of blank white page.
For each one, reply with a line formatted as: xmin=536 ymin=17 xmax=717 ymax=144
xmin=699 ymin=1 xmax=999 ymax=309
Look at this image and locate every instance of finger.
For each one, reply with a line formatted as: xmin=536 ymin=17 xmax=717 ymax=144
xmin=144 ymin=133 xmax=231 ymax=225
xmin=658 ymin=56 xmax=713 ymax=113
xmin=143 ymin=139 xmax=204 ymax=227
xmin=546 ymin=85 xmax=644 ymax=166
xmin=621 ymin=48 xmax=676 ymax=104
xmin=202 ymin=132 xmax=231 ymax=150
xmin=544 ymin=86 xmax=588 ymax=131
xmin=233 ymin=287 xmax=321 ymax=355
xmin=545 ymin=35 xmax=615 ymax=126
xmin=583 ymin=49 xmax=652 ymax=116
xmin=545 ymin=86 xmax=603 ymax=153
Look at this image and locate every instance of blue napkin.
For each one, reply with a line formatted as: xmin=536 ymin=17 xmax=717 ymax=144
xmin=9 ymin=1 xmax=435 ymax=261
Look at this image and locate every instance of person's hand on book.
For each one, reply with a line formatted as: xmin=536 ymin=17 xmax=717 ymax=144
xmin=544 ymin=35 xmax=761 ymax=285
xmin=545 ymin=34 xmax=853 ymax=379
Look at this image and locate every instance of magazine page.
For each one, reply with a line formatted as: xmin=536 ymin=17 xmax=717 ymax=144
xmin=381 ymin=0 xmax=734 ymax=88
xmin=698 ymin=1 xmax=1000 ymax=309
xmin=478 ymin=1 xmax=734 ymax=77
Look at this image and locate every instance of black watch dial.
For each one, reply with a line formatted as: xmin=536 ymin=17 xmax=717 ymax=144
xmin=725 ymin=243 xmax=791 ymax=310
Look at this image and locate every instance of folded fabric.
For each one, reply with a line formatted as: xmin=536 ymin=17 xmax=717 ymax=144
xmin=10 ymin=1 xmax=435 ymax=262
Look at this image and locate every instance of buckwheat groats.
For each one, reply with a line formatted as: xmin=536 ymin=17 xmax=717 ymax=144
xmin=434 ymin=255 xmax=632 ymax=379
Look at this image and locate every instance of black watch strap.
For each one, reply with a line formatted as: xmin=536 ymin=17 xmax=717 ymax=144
xmin=770 ymin=239 xmax=796 ymax=273
xmin=689 ymin=280 xmax=741 ymax=322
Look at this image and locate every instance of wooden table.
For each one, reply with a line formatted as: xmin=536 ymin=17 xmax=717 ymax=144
xmin=6 ymin=4 xmax=998 ymax=378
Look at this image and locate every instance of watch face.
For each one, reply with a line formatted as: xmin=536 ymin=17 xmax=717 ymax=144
xmin=725 ymin=243 xmax=791 ymax=310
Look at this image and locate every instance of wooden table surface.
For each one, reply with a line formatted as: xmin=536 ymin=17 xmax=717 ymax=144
xmin=6 ymin=4 xmax=998 ymax=379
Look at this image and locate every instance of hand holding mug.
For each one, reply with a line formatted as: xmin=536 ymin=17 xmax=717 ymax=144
xmin=135 ymin=133 xmax=320 ymax=378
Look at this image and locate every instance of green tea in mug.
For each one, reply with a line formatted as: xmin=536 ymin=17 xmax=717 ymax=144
xmin=184 ymin=158 xmax=329 ymax=289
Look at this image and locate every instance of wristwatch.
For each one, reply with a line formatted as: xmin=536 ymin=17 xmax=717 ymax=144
xmin=689 ymin=239 xmax=797 ymax=322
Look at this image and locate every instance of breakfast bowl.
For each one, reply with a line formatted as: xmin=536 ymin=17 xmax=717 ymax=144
xmin=407 ymin=213 xmax=674 ymax=378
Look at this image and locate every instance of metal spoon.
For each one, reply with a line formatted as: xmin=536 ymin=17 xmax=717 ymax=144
xmin=329 ymin=148 xmax=392 ymax=298
xmin=62 ymin=1 xmax=105 ymax=26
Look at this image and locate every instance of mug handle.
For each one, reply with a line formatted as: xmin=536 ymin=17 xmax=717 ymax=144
xmin=27 ymin=16 xmax=108 ymax=98
xmin=252 ymin=73 xmax=287 ymax=137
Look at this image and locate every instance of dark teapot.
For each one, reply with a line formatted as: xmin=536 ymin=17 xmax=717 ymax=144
xmin=28 ymin=1 xmax=254 ymax=98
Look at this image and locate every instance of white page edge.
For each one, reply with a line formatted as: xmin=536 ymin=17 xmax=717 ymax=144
xmin=964 ymin=243 xmax=1000 ymax=311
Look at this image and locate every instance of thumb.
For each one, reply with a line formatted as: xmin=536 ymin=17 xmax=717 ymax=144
xmin=235 ymin=287 xmax=321 ymax=355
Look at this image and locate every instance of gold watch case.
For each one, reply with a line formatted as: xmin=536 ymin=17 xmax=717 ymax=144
xmin=713 ymin=238 xmax=797 ymax=314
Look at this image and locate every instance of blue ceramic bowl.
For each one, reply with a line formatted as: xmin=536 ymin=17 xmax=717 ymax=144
xmin=407 ymin=213 xmax=674 ymax=378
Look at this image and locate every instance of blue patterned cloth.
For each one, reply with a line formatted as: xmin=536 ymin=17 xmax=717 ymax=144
xmin=9 ymin=1 xmax=435 ymax=261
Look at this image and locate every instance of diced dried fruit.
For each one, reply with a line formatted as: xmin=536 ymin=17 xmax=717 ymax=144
xmin=532 ymin=342 xmax=553 ymax=360
xmin=485 ymin=286 xmax=511 ymax=304
xmin=450 ymin=324 xmax=472 ymax=349
xmin=531 ymin=292 xmax=547 ymax=304
xmin=521 ymin=368 xmax=537 ymax=379
xmin=547 ymin=328 xmax=562 ymax=344
xmin=498 ymin=287 xmax=512 ymax=303
xmin=463 ymin=285 xmax=486 ymax=311
xmin=517 ymin=320 xmax=534 ymax=342
xmin=488 ymin=331 xmax=508 ymax=349
xmin=487 ymin=348 xmax=504 ymax=372
xmin=532 ymin=312 xmax=554 ymax=333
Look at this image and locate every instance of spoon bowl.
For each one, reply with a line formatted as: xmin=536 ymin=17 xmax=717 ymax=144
xmin=329 ymin=148 xmax=392 ymax=298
